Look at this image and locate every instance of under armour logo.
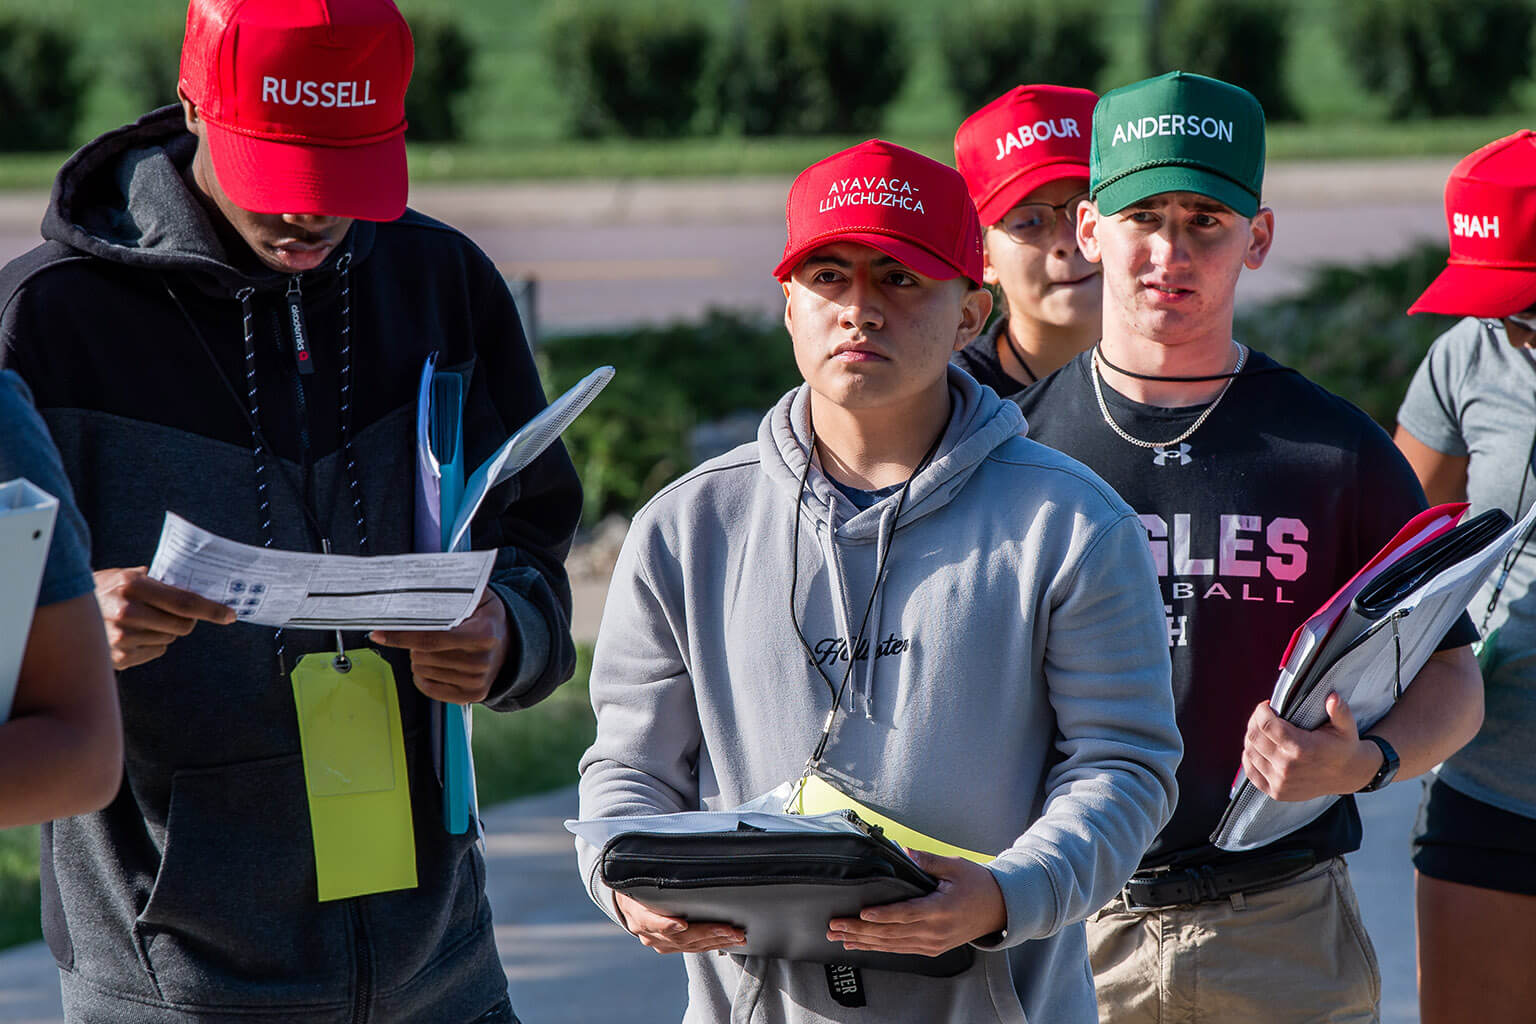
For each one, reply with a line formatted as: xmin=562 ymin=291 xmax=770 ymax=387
xmin=1151 ymin=443 xmax=1192 ymax=467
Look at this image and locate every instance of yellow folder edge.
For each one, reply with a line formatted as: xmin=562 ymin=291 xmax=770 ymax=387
xmin=788 ymin=775 xmax=994 ymax=865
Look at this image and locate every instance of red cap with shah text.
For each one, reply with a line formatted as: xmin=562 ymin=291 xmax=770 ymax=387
xmin=1409 ymin=130 xmax=1536 ymax=317
xmin=179 ymin=0 xmax=414 ymax=221
xmin=954 ymin=85 xmax=1097 ymax=226
xmin=775 ymin=140 xmax=984 ymax=285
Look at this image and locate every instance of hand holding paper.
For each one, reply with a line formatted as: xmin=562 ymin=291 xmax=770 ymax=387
xmin=93 ymin=566 xmax=236 ymax=669
xmin=372 ymin=591 xmax=510 ymax=704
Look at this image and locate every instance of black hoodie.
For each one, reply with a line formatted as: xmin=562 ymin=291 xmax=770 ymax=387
xmin=0 ymin=106 xmax=581 ymax=1023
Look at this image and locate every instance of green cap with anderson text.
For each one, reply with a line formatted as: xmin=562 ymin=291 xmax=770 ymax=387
xmin=1090 ymin=71 xmax=1265 ymax=217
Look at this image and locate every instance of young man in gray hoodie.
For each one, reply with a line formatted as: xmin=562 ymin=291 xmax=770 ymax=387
xmin=575 ymin=139 xmax=1183 ymax=1023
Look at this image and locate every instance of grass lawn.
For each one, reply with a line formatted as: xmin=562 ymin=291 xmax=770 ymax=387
xmin=1 ymin=0 xmax=1532 ymax=190
xmin=0 ymin=645 xmax=597 ymax=952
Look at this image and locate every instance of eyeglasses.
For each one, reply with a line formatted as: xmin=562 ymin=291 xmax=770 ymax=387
xmin=993 ymin=192 xmax=1090 ymax=246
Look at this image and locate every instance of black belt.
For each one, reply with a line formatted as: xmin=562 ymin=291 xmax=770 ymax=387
xmin=1120 ymin=850 xmax=1318 ymax=909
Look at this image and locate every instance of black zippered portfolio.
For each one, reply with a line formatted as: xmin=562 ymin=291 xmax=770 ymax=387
xmin=599 ymin=826 xmax=976 ymax=977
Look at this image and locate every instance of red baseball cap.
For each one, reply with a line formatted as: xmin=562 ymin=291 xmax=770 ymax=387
xmin=954 ymin=85 xmax=1097 ymax=226
xmin=774 ymin=139 xmax=984 ymax=286
xmin=1409 ymin=130 xmax=1536 ymax=317
xmin=179 ymin=0 xmax=414 ymax=222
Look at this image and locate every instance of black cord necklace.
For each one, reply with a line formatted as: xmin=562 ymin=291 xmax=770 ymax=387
xmin=1096 ymin=341 xmax=1246 ymax=382
xmin=786 ymin=422 xmax=943 ymax=772
xmin=999 ymin=326 xmax=1038 ymax=385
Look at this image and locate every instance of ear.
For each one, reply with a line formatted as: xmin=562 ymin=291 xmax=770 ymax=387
xmin=1077 ymin=200 xmax=1104 ymax=264
xmin=981 ymin=231 xmax=1001 ymax=287
xmin=1245 ymin=208 xmax=1275 ymax=271
xmin=955 ymin=284 xmax=993 ymax=352
xmin=781 ymin=279 xmax=794 ymax=337
xmin=177 ymin=84 xmax=202 ymax=137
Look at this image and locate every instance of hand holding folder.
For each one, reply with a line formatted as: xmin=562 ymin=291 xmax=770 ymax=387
xmin=415 ymin=356 xmax=614 ymax=835
xmin=1212 ymin=501 xmax=1536 ymax=852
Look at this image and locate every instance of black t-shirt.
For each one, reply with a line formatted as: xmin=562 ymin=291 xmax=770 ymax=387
xmin=1017 ymin=348 xmax=1478 ymax=867
xmin=952 ymin=319 xmax=1034 ymax=398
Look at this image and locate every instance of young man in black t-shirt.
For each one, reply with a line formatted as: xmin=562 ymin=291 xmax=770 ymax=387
xmin=1016 ymin=71 xmax=1483 ymax=1022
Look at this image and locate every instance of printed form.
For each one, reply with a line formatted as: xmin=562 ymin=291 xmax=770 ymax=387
xmin=149 ymin=512 xmax=494 ymax=631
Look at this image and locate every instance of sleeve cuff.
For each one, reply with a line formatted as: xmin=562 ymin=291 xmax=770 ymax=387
xmin=972 ymin=852 xmax=1063 ymax=950
xmin=484 ymin=581 xmax=550 ymax=705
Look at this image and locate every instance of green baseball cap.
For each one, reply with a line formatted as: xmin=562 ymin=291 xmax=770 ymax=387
xmin=1090 ymin=71 xmax=1265 ymax=217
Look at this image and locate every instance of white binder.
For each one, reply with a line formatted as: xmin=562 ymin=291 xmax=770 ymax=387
xmin=0 ymin=478 xmax=61 ymax=723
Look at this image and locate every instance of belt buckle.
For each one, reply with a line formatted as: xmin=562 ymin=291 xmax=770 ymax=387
xmin=1193 ymin=865 xmax=1222 ymax=904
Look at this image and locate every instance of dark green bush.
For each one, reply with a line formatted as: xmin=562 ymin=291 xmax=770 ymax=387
xmin=712 ymin=0 xmax=910 ymax=136
xmin=544 ymin=1 xmax=711 ymax=138
xmin=1161 ymin=0 xmax=1296 ymax=121
xmin=0 ymin=16 xmax=87 ymax=151
xmin=938 ymin=0 xmax=1107 ymax=115
xmin=122 ymin=18 xmax=184 ymax=117
xmin=539 ymin=311 xmax=800 ymax=521
xmin=1341 ymin=0 xmax=1536 ymax=119
xmin=1236 ymin=243 xmax=1456 ymax=428
xmin=403 ymin=14 xmax=475 ymax=142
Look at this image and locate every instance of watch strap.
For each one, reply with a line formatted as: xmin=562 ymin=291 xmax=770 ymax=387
xmin=1358 ymin=733 xmax=1400 ymax=792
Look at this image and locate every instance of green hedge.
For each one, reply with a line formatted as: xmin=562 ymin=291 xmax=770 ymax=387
xmin=544 ymin=1 xmax=711 ymax=139
xmin=1236 ymin=243 xmax=1456 ymax=428
xmin=539 ymin=312 xmax=801 ymax=522
xmin=938 ymin=0 xmax=1108 ymax=115
xmin=0 ymin=15 xmax=87 ymax=152
xmin=1161 ymin=0 xmax=1296 ymax=120
xmin=712 ymin=0 xmax=911 ymax=136
xmin=1341 ymin=0 xmax=1536 ymax=119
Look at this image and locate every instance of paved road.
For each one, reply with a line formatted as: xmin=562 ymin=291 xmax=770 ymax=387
xmin=0 ymin=776 xmax=1428 ymax=1023
xmin=0 ymin=157 xmax=1455 ymax=336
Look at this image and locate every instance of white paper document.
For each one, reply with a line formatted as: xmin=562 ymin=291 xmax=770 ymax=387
xmin=0 ymin=479 xmax=60 ymax=723
xmin=148 ymin=512 xmax=494 ymax=631
xmin=565 ymin=783 xmax=875 ymax=848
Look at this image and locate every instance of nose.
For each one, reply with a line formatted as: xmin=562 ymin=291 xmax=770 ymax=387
xmin=838 ymin=275 xmax=884 ymax=332
xmin=1149 ymin=224 xmax=1191 ymax=270
xmin=281 ymin=212 xmax=342 ymax=232
xmin=1051 ymin=209 xmax=1078 ymax=259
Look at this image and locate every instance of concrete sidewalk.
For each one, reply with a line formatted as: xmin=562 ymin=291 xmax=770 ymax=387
xmin=0 ymin=778 xmax=1428 ymax=1023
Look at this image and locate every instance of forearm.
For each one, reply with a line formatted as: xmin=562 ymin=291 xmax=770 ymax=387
xmin=1366 ymin=644 xmax=1483 ymax=782
xmin=0 ymin=712 xmax=122 ymax=827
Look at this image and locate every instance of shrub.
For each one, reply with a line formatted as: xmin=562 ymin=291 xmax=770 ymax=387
xmin=538 ymin=311 xmax=800 ymax=521
xmin=1160 ymin=0 xmax=1296 ymax=121
xmin=938 ymin=0 xmax=1107 ymax=115
xmin=122 ymin=18 xmax=184 ymax=117
xmin=403 ymin=14 xmax=476 ymax=142
xmin=1341 ymin=0 xmax=1536 ymax=119
xmin=544 ymin=1 xmax=711 ymax=139
xmin=712 ymin=0 xmax=910 ymax=136
xmin=1236 ymin=243 xmax=1457 ymax=429
xmin=0 ymin=16 xmax=87 ymax=152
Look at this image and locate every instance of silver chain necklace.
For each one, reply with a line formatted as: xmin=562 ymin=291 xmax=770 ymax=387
xmin=1091 ymin=342 xmax=1247 ymax=449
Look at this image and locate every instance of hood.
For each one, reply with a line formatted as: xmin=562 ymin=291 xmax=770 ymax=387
xmin=40 ymin=105 xmax=373 ymax=294
xmin=759 ymin=364 xmax=1026 ymax=540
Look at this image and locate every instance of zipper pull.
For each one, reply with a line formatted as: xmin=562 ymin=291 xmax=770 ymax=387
xmin=286 ymin=276 xmax=314 ymax=376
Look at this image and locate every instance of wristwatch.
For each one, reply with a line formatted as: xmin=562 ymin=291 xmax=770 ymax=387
xmin=1358 ymin=734 xmax=1400 ymax=792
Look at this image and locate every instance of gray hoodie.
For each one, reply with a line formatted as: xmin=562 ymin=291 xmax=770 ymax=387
xmin=576 ymin=369 xmax=1181 ymax=1023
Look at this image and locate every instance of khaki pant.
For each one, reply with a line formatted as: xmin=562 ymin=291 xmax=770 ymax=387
xmin=1086 ymin=858 xmax=1380 ymax=1024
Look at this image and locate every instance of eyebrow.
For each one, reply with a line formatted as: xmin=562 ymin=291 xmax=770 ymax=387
xmin=800 ymin=254 xmax=907 ymax=270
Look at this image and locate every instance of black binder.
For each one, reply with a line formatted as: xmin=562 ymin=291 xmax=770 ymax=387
xmin=599 ymin=821 xmax=977 ymax=977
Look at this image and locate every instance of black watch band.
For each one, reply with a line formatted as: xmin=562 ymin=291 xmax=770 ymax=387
xmin=1358 ymin=734 xmax=1400 ymax=793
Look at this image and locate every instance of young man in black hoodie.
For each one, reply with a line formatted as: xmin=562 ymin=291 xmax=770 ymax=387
xmin=0 ymin=1 xmax=581 ymax=1021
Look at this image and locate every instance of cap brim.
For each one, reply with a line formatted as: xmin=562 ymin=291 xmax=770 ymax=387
xmin=975 ymin=162 xmax=1090 ymax=225
xmin=1408 ymin=263 xmax=1536 ymax=317
xmin=206 ymin=124 xmax=408 ymax=222
xmin=1094 ymin=165 xmax=1258 ymax=219
xmin=775 ymin=232 xmax=974 ymax=285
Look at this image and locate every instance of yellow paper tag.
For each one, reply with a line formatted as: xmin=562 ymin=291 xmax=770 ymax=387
xmin=291 ymin=649 xmax=417 ymax=901
xmin=788 ymin=774 xmax=994 ymax=865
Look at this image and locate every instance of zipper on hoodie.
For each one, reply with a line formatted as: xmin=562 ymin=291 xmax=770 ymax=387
xmin=349 ymin=901 xmax=373 ymax=1024
xmin=283 ymin=277 xmax=320 ymax=532
xmin=286 ymin=276 xmax=315 ymax=375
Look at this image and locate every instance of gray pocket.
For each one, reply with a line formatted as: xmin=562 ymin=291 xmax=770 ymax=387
xmin=135 ymin=754 xmax=351 ymax=1009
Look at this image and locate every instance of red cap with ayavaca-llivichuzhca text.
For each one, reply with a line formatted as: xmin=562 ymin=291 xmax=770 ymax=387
xmin=1410 ymin=130 xmax=1536 ymax=318
xmin=179 ymin=0 xmax=414 ymax=222
xmin=775 ymin=139 xmax=985 ymax=286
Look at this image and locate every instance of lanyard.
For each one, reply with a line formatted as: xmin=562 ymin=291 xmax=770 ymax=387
xmin=786 ymin=425 xmax=942 ymax=779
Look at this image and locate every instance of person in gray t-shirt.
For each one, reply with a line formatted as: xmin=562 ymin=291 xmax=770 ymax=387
xmin=1394 ymin=129 xmax=1536 ymax=1024
xmin=0 ymin=370 xmax=121 ymax=825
